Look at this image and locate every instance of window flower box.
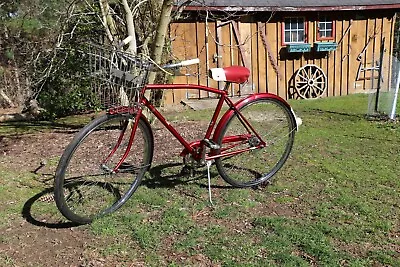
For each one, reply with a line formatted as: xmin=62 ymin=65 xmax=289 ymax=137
xmin=314 ymin=42 xmax=338 ymax=52
xmin=286 ymin=43 xmax=311 ymax=53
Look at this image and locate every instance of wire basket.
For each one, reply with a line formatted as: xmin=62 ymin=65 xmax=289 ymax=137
xmin=85 ymin=43 xmax=151 ymax=109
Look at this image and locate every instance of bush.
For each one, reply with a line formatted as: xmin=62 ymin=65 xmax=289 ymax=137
xmin=36 ymin=41 xmax=103 ymax=119
xmin=38 ymin=86 xmax=101 ymax=119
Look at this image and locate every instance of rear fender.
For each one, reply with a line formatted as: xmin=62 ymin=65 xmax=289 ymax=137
xmin=212 ymin=93 xmax=298 ymax=142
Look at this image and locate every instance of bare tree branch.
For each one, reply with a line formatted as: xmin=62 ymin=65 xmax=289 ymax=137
xmin=0 ymin=89 xmax=14 ymax=108
xmin=121 ymin=0 xmax=137 ymax=54
xmin=98 ymin=0 xmax=116 ymax=43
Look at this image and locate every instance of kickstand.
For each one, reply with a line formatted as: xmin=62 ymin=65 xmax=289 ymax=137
xmin=206 ymin=160 xmax=214 ymax=206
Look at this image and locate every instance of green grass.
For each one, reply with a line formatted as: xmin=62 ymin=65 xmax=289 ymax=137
xmin=0 ymin=113 xmax=94 ymax=136
xmin=0 ymin=94 xmax=399 ymax=266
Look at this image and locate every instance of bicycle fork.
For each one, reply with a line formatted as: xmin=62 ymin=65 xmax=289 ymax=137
xmin=101 ymin=109 xmax=143 ymax=174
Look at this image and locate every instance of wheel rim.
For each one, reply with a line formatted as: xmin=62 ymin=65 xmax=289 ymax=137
xmin=216 ymin=99 xmax=295 ymax=187
xmin=57 ymin=115 xmax=150 ymax=223
xmin=294 ymin=64 xmax=327 ymax=99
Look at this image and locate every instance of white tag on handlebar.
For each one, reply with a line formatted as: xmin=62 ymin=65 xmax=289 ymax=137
xmin=122 ymin=36 xmax=133 ymax=45
xmin=181 ymin=58 xmax=200 ymax=66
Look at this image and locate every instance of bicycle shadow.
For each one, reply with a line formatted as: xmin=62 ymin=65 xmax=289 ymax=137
xmin=21 ymin=162 xmax=235 ymax=228
xmin=21 ymin=186 xmax=81 ymax=228
xmin=143 ymin=162 xmax=234 ymax=190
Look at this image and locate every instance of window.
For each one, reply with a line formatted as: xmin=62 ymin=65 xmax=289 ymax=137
xmin=283 ymin=17 xmax=307 ymax=44
xmin=317 ymin=17 xmax=335 ymax=40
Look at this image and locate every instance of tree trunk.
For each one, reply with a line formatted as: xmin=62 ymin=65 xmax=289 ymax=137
xmin=0 ymin=89 xmax=14 ymax=107
xmin=150 ymin=0 xmax=174 ymax=67
xmin=146 ymin=0 xmax=174 ymax=101
xmin=99 ymin=0 xmax=118 ymax=43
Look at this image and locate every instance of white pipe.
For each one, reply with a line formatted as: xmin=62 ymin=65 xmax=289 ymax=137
xmin=390 ymin=62 xmax=400 ymax=120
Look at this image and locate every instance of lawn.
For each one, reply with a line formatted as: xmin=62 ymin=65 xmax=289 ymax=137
xmin=0 ymin=94 xmax=399 ymax=266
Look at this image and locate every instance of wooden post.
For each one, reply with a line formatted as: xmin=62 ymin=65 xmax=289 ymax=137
xmin=375 ymin=37 xmax=385 ymax=112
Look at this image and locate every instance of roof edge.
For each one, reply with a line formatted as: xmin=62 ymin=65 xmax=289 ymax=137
xmin=181 ymin=4 xmax=400 ymax=12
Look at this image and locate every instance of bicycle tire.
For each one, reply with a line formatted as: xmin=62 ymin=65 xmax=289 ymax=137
xmin=215 ymin=98 xmax=296 ymax=187
xmin=54 ymin=113 xmax=153 ymax=224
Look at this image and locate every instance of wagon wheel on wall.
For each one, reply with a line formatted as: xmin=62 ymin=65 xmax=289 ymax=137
xmin=294 ymin=64 xmax=327 ymax=99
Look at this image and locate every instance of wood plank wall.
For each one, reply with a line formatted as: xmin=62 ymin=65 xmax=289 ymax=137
xmin=164 ymin=10 xmax=397 ymax=105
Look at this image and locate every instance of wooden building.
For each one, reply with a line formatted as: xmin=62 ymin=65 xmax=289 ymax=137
xmin=164 ymin=0 xmax=400 ymax=105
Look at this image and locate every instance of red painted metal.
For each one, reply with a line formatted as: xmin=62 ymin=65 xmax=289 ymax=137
xmin=221 ymin=66 xmax=250 ymax=84
xmin=204 ymin=96 xmax=225 ymax=138
xmin=146 ymin=83 xmax=225 ymax=95
xmin=180 ymin=134 xmax=252 ymax=158
xmin=220 ymin=134 xmax=252 ymax=145
xmin=212 ymin=93 xmax=291 ymax=143
xmin=215 ymin=134 xmax=254 ymax=157
xmin=109 ymin=83 xmax=293 ymax=170
xmin=141 ymin=97 xmax=195 ymax=155
xmin=103 ymin=120 xmax=128 ymax=166
xmin=141 ymin=84 xmax=231 ymax=162
xmin=108 ymin=106 xmax=131 ymax=115
xmin=205 ymin=145 xmax=263 ymax=161
xmin=179 ymin=140 xmax=201 ymax=157
xmin=113 ymin=109 xmax=143 ymax=172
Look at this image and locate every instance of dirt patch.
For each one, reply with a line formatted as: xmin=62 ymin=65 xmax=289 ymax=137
xmin=2 ymin=222 xmax=91 ymax=266
xmin=0 ymin=117 xmax=294 ymax=266
xmin=0 ymin=119 xmax=211 ymax=265
xmin=1 ymin=132 xmax=73 ymax=172
xmin=0 ymin=119 xmax=208 ymax=172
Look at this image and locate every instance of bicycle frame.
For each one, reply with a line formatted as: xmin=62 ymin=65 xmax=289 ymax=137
xmin=143 ymin=84 xmax=232 ymax=161
xmin=54 ymin=44 xmax=302 ymax=224
xmin=108 ymin=83 xmax=292 ymax=172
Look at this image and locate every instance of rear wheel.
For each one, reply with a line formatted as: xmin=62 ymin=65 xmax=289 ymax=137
xmin=215 ymin=98 xmax=296 ymax=187
xmin=54 ymin=113 xmax=153 ymax=224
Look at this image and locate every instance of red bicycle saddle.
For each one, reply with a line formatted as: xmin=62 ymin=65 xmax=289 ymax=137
xmin=209 ymin=66 xmax=250 ymax=84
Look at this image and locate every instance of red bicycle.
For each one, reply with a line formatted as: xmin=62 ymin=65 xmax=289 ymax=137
xmin=54 ymin=43 xmax=300 ymax=224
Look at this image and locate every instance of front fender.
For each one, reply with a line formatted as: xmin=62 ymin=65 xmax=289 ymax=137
xmin=134 ymin=112 xmax=154 ymax=164
xmin=212 ymin=94 xmax=299 ymax=142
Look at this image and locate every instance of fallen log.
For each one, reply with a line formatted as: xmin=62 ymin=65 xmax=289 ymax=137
xmin=0 ymin=99 xmax=43 ymax=122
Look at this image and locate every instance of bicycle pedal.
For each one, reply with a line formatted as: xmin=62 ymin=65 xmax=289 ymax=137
xmin=203 ymin=139 xmax=220 ymax=149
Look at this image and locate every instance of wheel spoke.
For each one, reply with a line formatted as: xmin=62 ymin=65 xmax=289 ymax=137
xmin=298 ymin=73 xmax=308 ymax=81
xmin=298 ymin=83 xmax=309 ymax=91
xmin=311 ymin=69 xmax=321 ymax=80
xmin=314 ymin=84 xmax=326 ymax=91
xmin=215 ymin=99 xmax=295 ymax=187
xmin=295 ymin=64 xmax=326 ymax=98
xmin=310 ymin=85 xmax=318 ymax=96
xmin=54 ymin=114 xmax=153 ymax=224
xmin=302 ymin=69 xmax=310 ymax=80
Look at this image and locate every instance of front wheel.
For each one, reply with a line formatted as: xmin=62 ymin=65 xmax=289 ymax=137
xmin=215 ymin=98 xmax=296 ymax=187
xmin=54 ymin=113 xmax=153 ymax=224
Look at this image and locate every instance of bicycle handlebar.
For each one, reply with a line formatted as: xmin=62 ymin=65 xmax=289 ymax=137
xmin=117 ymin=36 xmax=134 ymax=49
xmin=117 ymin=36 xmax=200 ymax=70
xmin=162 ymin=58 xmax=200 ymax=69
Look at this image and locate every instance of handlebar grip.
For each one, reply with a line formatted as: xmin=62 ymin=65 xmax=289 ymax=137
xmin=117 ymin=36 xmax=134 ymax=48
xmin=162 ymin=58 xmax=200 ymax=69
xmin=179 ymin=58 xmax=200 ymax=66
